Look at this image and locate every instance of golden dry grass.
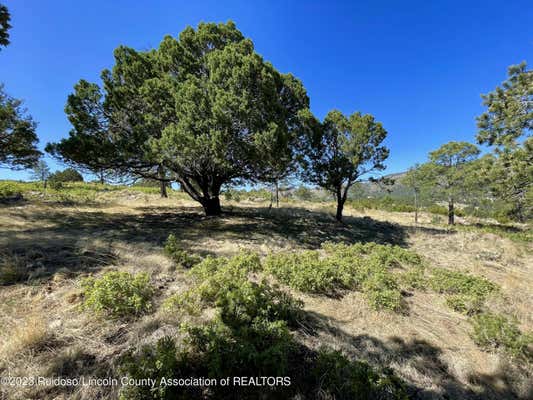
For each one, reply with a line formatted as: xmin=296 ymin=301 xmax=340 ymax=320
xmin=0 ymin=192 xmax=531 ymax=399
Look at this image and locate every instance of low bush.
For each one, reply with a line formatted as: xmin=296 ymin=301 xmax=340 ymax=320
xmin=264 ymin=242 xmax=421 ymax=311
xmin=0 ymin=181 xmax=22 ymax=199
xmin=124 ymin=249 xmax=408 ymax=399
xmin=471 ymin=312 xmax=533 ymax=361
xmin=348 ymin=197 xmax=416 ymax=213
xmin=400 ymin=265 xmax=428 ymax=290
xmin=119 ymin=336 xmax=182 ymax=400
xmin=428 ymin=268 xmax=498 ymax=314
xmin=165 ymin=251 xmax=299 ymax=320
xmin=81 ymin=271 xmax=154 ymax=318
xmin=164 ymin=234 xmax=201 ymax=268
xmin=426 ymin=204 xmax=465 ymax=217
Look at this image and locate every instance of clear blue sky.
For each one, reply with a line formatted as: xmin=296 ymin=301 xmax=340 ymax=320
xmin=1 ymin=0 xmax=532 ymax=181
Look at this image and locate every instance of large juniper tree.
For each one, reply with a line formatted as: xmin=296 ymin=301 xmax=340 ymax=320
xmin=300 ymin=110 xmax=389 ymax=221
xmin=47 ymin=22 xmax=308 ymax=215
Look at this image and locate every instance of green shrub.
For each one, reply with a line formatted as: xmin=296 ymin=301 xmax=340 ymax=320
xmin=400 ymin=265 xmax=428 ymax=290
xmin=119 ymin=336 xmax=182 ymax=400
xmin=81 ymin=271 xmax=154 ymax=318
xmin=126 ymin=250 xmax=410 ymax=399
xmin=362 ymin=270 xmax=403 ymax=312
xmin=166 ymin=252 xmax=300 ymax=320
xmin=264 ymin=243 xmax=421 ymax=311
xmin=471 ymin=312 xmax=533 ymax=361
xmin=48 ymin=179 xmax=63 ymax=190
xmin=311 ymin=348 xmax=408 ymax=400
xmin=0 ymin=181 xmax=22 ymax=199
xmin=164 ymin=234 xmax=201 ymax=268
xmin=48 ymin=168 xmax=84 ymax=183
xmin=426 ymin=204 xmax=465 ymax=217
xmin=163 ymin=253 xmax=302 ymax=397
xmin=428 ymin=269 xmax=498 ymax=314
xmin=348 ymin=197 xmax=416 ymax=213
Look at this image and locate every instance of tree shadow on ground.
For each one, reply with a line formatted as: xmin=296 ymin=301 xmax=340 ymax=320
xmin=300 ymin=310 xmax=531 ymax=400
xmin=0 ymin=203 xmax=452 ymax=281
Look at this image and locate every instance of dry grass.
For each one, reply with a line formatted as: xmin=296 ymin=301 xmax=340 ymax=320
xmin=0 ymin=192 xmax=531 ymax=399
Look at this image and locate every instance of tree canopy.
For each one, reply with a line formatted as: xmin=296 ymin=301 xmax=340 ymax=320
xmin=47 ymin=21 xmax=309 ymax=215
xmin=420 ymin=141 xmax=480 ymax=225
xmin=477 ymin=62 xmax=532 ymax=148
xmin=0 ymin=85 xmax=41 ymax=169
xmin=0 ymin=3 xmax=10 ymax=49
xmin=476 ymin=62 xmax=532 ymax=221
xmin=300 ymin=109 xmax=389 ymax=221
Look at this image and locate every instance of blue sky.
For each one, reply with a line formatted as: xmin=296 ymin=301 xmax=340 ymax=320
xmin=1 ymin=0 xmax=532 ymax=181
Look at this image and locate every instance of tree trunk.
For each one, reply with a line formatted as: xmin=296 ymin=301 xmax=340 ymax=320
xmin=157 ymin=165 xmax=168 ymax=198
xmin=275 ymin=180 xmax=279 ymax=208
xmin=160 ymin=181 xmax=168 ymax=198
xmin=448 ymin=198 xmax=455 ymax=225
xmin=99 ymin=171 xmax=105 ymax=185
xmin=335 ymin=199 xmax=344 ymax=222
xmin=414 ymin=190 xmax=419 ymax=224
xmin=201 ymin=197 xmax=222 ymax=216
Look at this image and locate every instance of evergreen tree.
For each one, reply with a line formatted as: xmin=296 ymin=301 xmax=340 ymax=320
xmin=300 ymin=109 xmax=389 ymax=221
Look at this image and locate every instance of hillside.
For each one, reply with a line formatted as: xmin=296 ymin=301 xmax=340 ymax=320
xmin=0 ymin=184 xmax=531 ymax=399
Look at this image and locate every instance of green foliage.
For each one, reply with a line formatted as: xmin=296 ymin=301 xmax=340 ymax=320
xmin=163 ymin=234 xmax=200 ymax=268
xmin=0 ymin=4 xmax=11 ymax=47
xmin=348 ymin=197 xmax=417 ymax=213
xmin=163 ymin=253 xmax=302 ymax=397
xmin=48 ymin=22 xmax=309 ymax=216
xmin=416 ymin=142 xmax=480 ymax=224
xmin=471 ymin=312 xmax=533 ymax=361
xmin=222 ymin=187 xmax=242 ymax=202
xmin=426 ymin=204 xmax=465 ymax=217
xmin=126 ymin=251 xmax=409 ymax=399
xmin=0 ymin=4 xmax=10 ymax=48
xmin=0 ymin=85 xmax=41 ymax=169
xmin=264 ymin=242 xmax=422 ymax=311
xmin=457 ymin=223 xmax=532 ymax=243
xmin=477 ymin=62 xmax=532 ymax=148
xmin=400 ymin=265 xmax=428 ymax=290
xmin=428 ymin=268 xmax=498 ymax=314
xmin=311 ymin=348 xmax=408 ymax=400
xmin=81 ymin=271 xmax=154 ymax=318
xmin=299 ymin=109 xmax=389 ymax=221
xmin=119 ymin=336 xmax=181 ymax=400
xmin=165 ymin=251 xmax=298 ymax=319
xmin=48 ymin=168 xmax=83 ymax=183
xmin=0 ymin=181 xmax=22 ymax=199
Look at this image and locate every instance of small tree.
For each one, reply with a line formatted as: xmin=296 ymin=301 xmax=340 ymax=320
xmin=48 ymin=168 xmax=84 ymax=183
xmin=424 ymin=142 xmax=480 ymax=225
xmin=300 ymin=110 xmax=389 ymax=222
xmin=401 ymin=164 xmax=430 ymax=223
xmin=31 ymin=159 xmax=51 ymax=188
